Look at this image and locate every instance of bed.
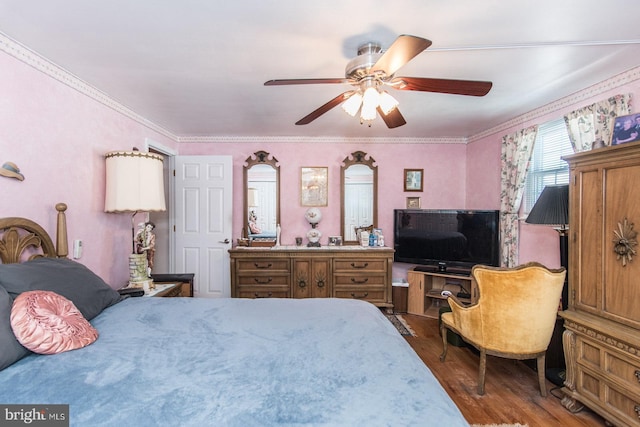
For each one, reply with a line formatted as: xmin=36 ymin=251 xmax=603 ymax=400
xmin=0 ymin=204 xmax=469 ymax=426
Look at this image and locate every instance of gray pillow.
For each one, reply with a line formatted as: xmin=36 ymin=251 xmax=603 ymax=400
xmin=0 ymin=257 xmax=122 ymax=321
xmin=0 ymin=285 xmax=30 ymax=370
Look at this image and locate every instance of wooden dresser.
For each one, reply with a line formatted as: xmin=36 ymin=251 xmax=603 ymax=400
xmin=229 ymin=246 xmax=394 ymax=309
xmin=560 ymin=141 xmax=640 ymax=426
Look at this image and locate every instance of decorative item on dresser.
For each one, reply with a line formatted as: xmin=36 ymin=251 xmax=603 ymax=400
xmin=560 ymin=140 xmax=640 ymax=426
xmin=229 ymin=246 xmax=394 ymax=310
xmin=243 ymin=150 xmax=279 ymax=247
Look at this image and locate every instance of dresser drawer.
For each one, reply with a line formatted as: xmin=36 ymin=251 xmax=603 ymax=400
xmin=577 ymin=335 xmax=640 ymax=393
xmin=576 ymin=364 xmax=640 ymax=426
xmin=334 ymin=288 xmax=386 ymax=302
xmin=236 ymin=258 xmax=290 ymax=273
xmin=237 ymin=288 xmax=290 ymax=299
xmin=333 ymin=274 xmax=386 ymax=287
xmin=334 ymin=259 xmax=387 ymax=272
xmin=237 ymin=275 xmax=290 ymax=286
xmin=574 ymin=335 xmax=640 ymax=425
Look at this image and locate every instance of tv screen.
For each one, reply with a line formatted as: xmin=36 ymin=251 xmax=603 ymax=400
xmin=393 ymin=209 xmax=500 ymax=272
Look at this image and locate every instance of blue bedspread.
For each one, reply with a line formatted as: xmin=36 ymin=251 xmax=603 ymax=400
xmin=0 ymin=297 xmax=468 ymax=426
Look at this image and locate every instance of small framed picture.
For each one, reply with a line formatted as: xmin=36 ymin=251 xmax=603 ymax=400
xmin=328 ymin=236 xmax=342 ymax=246
xmin=406 ymin=197 xmax=421 ymax=208
xmin=404 ymin=169 xmax=423 ymax=192
xmin=611 ymin=113 xmax=640 ymax=146
xmin=301 ymin=167 xmax=328 ymax=206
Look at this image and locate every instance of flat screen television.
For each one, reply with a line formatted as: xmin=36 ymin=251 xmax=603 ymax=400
xmin=393 ymin=209 xmax=500 ymax=273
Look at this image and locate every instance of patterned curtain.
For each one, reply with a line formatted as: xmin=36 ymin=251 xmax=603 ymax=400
xmin=500 ymin=126 xmax=538 ymax=267
xmin=564 ymin=94 xmax=632 ymax=152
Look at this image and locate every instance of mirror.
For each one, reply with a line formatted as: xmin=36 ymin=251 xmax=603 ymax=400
xmin=244 ymin=151 xmax=280 ymax=240
xmin=341 ymin=151 xmax=377 ymax=245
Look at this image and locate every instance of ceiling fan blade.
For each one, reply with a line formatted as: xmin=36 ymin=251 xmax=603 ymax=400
xmin=390 ymin=76 xmax=492 ymax=96
xmin=371 ymin=35 xmax=432 ymax=77
xmin=265 ymin=78 xmax=349 ymax=86
xmin=295 ymin=91 xmax=354 ymax=125
xmin=377 ymin=106 xmax=406 ymax=129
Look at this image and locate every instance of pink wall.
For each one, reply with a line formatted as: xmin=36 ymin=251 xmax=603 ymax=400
xmin=3 ymin=44 xmax=639 ymax=287
xmin=0 ymin=52 xmax=178 ymax=288
xmin=466 ymin=74 xmax=640 ymax=269
xmin=178 ymin=141 xmax=468 ymax=247
xmin=179 ymin=141 xmax=469 ymax=282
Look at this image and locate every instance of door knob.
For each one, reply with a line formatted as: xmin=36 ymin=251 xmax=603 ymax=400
xmin=220 ymin=238 xmax=230 ymax=244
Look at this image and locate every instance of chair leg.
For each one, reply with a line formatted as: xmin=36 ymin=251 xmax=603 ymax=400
xmin=478 ymin=350 xmax=487 ymax=395
xmin=537 ymin=354 xmax=547 ymax=397
xmin=439 ymin=323 xmax=449 ymax=362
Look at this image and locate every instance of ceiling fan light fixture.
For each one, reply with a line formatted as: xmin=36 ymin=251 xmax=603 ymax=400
xmin=378 ymin=90 xmax=399 ymax=115
xmin=360 ymin=86 xmax=379 ymax=121
xmin=341 ymin=92 xmax=363 ymax=117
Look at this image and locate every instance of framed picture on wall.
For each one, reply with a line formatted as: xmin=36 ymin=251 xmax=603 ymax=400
xmin=404 ymin=169 xmax=423 ymax=192
xmin=406 ymin=197 xmax=421 ymax=208
xmin=611 ymin=113 xmax=640 ymax=146
xmin=301 ymin=167 xmax=328 ymax=206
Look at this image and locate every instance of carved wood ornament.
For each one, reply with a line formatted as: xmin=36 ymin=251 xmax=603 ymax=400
xmin=613 ymin=218 xmax=638 ymax=266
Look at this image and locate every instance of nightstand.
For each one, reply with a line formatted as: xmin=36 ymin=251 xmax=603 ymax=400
xmin=144 ymin=283 xmax=182 ymax=297
xmin=150 ymin=274 xmax=195 ymax=297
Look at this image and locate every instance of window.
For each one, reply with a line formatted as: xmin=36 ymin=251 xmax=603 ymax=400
xmin=523 ymin=118 xmax=574 ymax=213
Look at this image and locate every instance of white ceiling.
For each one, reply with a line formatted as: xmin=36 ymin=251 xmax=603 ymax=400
xmin=1 ymin=0 xmax=640 ymax=140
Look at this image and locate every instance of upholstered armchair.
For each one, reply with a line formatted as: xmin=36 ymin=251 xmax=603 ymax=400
xmin=439 ymin=262 xmax=565 ymax=396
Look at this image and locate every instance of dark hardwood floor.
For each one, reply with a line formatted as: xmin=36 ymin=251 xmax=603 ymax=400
xmin=399 ymin=313 xmax=606 ymax=427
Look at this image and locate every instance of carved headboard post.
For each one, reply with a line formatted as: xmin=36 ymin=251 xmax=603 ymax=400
xmin=0 ymin=203 xmax=65 ymax=264
xmin=56 ymin=203 xmax=69 ymax=258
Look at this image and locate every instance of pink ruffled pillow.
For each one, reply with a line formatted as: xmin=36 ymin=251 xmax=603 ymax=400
xmin=10 ymin=290 xmax=98 ymax=355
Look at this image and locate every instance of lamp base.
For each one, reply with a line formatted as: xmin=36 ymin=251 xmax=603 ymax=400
xmin=128 ymin=278 xmax=155 ymax=291
xmin=128 ymin=253 xmax=155 ymax=291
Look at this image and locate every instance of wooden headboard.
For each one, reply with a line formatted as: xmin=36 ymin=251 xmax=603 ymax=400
xmin=0 ymin=203 xmax=69 ymax=264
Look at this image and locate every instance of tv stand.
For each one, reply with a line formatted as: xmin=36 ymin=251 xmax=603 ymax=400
xmin=407 ymin=268 xmax=477 ymax=319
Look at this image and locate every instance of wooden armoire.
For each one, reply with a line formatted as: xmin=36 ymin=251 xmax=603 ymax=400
xmin=560 ymin=141 xmax=640 ymax=426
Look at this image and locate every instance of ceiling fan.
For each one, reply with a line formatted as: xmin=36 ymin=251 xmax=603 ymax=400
xmin=265 ymin=34 xmax=492 ymax=129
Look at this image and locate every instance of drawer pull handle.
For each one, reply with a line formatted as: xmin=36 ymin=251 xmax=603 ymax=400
xmin=635 ymin=370 xmax=640 ymax=383
xmin=351 ymin=277 xmax=369 ymax=284
xmin=254 ymin=291 xmax=273 ymax=298
xmin=351 ymin=262 xmax=369 ymax=269
xmin=254 ymin=263 xmax=273 ymax=269
xmin=298 ymin=279 xmax=307 ymax=288
xmin=350 ymin=292 xmax=369 ymax=299
xmin=635 ymin=405 xmax=640 ymax=418
xmin=317 ymin=279 xmax=325 ymax=288
xmin=254 ymin=277 xmax=273 ymax=284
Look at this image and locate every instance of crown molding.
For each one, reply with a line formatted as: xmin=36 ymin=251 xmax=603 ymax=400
xmin=468 ymin=66 xmax=640 ymax=142
xmin=0 ymin=32 xmax=178 ymax=141
xmin=3 ymin=31 xmax=638 ymax=146
xmin=176 ymin=135 xmax=466 ymax=144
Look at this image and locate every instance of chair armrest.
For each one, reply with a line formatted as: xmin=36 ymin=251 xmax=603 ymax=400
xmin=441 ymin=290 xmax=466 ymax=308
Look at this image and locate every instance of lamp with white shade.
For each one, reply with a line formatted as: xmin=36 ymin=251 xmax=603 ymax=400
xmin=105 ymin=149 xmax=166 ymax=289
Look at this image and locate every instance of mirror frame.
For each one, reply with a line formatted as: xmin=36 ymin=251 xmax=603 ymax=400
xmin=340 ymin=150 xmax=378 ymax=245
xmin=243 ymin=150 xmax=280 ymax=239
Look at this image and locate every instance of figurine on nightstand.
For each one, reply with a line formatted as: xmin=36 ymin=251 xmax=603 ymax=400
xmin=135 ymin=221 xmax=156 ymax=279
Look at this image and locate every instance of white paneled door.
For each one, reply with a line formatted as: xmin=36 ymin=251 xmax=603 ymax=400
xmin=175 ymin=156 xmax=233 ymax=297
